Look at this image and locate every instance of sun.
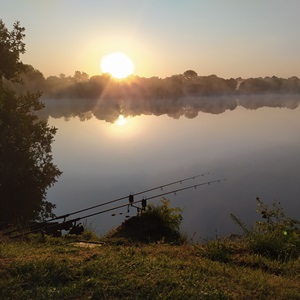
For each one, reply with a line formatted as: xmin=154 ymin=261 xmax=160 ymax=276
xmin=100 ymin=52 xmax=135 ymax=79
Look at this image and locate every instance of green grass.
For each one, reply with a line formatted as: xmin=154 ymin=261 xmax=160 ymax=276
xmin=1 ymin=234 xmax=299 ymax=300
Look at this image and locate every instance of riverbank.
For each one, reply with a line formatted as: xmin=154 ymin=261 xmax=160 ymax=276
xmin=0 ymin=234 xmax=299 ymax=299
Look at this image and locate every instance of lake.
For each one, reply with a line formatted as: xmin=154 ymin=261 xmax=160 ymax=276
xmin=42 ymin=95 xmax=300 ymax=240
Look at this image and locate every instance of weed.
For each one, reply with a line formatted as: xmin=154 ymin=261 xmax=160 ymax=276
xmin=231 ymin=197 xmax=300 ymax=261
xmin=195 ymin=235 xmax=233 ymax=263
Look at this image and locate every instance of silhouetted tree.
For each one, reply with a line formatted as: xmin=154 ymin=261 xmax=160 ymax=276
xmin=184 ymin=70 xmax=198 ymax=79
xmin=4 ymin=64 xmax=46 ymax=94
xmin=286 ymin=76 xmax=300 ymax=93
xmin=0 ymin=19 xmax=25 ymax=83
xmin=0 ymin=20 xmax=61 ymax=225
xmin=73 ymin=71 xmax=89 ymax=82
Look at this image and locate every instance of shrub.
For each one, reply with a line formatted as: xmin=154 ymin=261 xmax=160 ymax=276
xmin=231 ymin=197 xmax=300 ymax=261
xmin=106 ymin=198 xmax=185 ymax=243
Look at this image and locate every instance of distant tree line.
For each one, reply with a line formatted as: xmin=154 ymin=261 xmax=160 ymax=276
xmin=239 ymin=76 xmax=300 ymax=95
xmin=5 ymin=68 xmax=300 ymax=101
xmin=4 ymin=67 xmax=300 ymax=123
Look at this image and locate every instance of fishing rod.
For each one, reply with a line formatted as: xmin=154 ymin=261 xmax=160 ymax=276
xmin=5 ymin=172 xmax=208 ymax=236
xmin=10 ymin=178 xmax=225 ymax=239
xmin=82 ymin=178 xmax=226 ymax=220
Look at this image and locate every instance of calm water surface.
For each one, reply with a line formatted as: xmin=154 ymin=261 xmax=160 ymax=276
xmin=44 ymin=97 xmax=300 ymax=239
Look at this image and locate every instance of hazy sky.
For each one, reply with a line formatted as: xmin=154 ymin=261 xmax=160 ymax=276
xmin=2 ymin=0 xmax=300 ymax=78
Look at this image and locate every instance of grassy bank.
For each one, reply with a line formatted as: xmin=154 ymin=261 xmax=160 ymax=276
xmin=0 ymin=234 xmax=299 ymax=300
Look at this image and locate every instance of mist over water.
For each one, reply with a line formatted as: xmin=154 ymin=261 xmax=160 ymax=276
xmin=44 ymin=95 xmax=300 ymax=239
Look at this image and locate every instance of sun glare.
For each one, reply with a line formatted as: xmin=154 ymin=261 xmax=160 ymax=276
xmin=115 ymin=114 xmax=127 ymax=126
xmin=100 ymin=52 xmax=134 ymax=79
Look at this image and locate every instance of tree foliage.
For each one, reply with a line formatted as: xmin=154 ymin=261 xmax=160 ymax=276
xmin=0 ymin=19 xmax=25 ymax=82
xmin=184 ymin=69 xmax=198 ymax=79
xmin=0 ymin=19 xmax=61 ymax=225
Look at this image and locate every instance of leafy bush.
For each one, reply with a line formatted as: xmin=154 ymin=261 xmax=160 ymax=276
xmin=145 ymin=198 xmax=183 ymax=231
xmin=231 ymin=197 xmax=300 ymax=261
xmin=106 ymin=198 xmax=185 ymax=243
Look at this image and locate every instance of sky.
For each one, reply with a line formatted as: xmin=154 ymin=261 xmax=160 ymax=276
xmin=1 ymin=0 xmax=300 ymax=79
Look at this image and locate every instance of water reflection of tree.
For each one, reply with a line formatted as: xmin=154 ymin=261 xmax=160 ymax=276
xmin=6 ymin=65 xmax=300 ymax=123
xmin=40 ymin=93 xmax=300 ymax=124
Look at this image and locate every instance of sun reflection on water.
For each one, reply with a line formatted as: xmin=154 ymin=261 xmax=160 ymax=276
xmin=105 ymin=114 xmax=144 ymax=139
xmin=115 ymin=114 xmax=127 ymax=126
